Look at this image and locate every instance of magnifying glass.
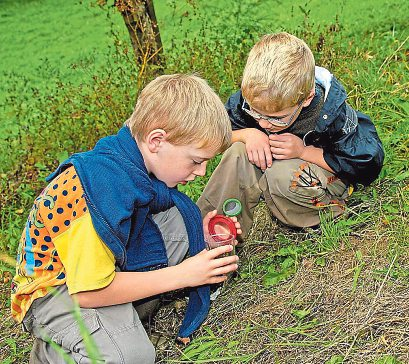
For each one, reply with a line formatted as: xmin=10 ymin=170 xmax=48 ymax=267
xmin=208 ymin=198 xmax=242 ymax=241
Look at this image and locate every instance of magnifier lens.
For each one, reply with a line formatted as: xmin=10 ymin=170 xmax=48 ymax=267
xmin=223 ymin=198 xmax=242 ymax=217
xmin=212 ymin=221 xmax=232 ymax=236
xmin=225 ymin=201 xmax=237 ymax=212
xmin=208 ymin=199 xmax=241 ymax=239
xmin=208 ymin=215 xmax=237 ymax=238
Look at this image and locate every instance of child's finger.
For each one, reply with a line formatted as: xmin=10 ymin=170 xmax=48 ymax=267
xmin=207 ymin=244 xmax=234 ymax=259
xmin=203 ymin=210 xmax=218 ymax=235
xmin=211 ymin=254 xmax=239 ymax=267
xmin=228 ymin=216 xmax=242 ymax=230
xmin=208 ymin=274 xmax=229 ymax=285
xmin=204 ymin=210 xmax=218 ymax=220
xmin=211 ymin=263 xmax=238 ymax=277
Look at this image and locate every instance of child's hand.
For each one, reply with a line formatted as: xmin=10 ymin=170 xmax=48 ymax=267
xmin=179 ymin=247 xmax=239 ymax=287
xmin=202 ymin=210 xmax=218 ymax=236
xmin=228 ymin=215 xmax=243 ymax=237
xmin=202 ymin=210 xmax=242 ymax=245
xmin=244 ymin=129 xmax=272 ymax=171
xmin=203 ymin=210 xmax=243 ymax=245
xmin=269 ymin=133 xmax=304 ymax=160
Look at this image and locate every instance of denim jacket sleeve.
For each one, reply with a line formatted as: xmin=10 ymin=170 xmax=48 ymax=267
xmin=321 ymin=106 xmax=384 ymax=186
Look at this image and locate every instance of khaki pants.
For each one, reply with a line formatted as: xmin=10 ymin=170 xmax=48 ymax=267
xmin=23 ymin=207 xmax=189 ymax=364
xmin=197 ymin=142 xmax=350 ymax=238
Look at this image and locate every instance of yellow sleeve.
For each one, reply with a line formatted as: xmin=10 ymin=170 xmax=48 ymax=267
xmin=54 ymin=212 xmax=116 ymax=294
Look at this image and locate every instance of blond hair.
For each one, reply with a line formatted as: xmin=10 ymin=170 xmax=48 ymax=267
xmin=242 ymin=32 xmax=315 ymax=113
xmin=126 ymin=74 xmax=231 ymax=154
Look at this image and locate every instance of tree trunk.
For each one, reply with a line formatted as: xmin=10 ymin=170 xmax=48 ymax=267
xmin=114 ymin=0 xmax=163 ymax=66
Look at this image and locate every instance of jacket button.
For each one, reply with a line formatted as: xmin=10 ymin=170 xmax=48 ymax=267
xmin=323 ymin=114 xmax=328 ymax=119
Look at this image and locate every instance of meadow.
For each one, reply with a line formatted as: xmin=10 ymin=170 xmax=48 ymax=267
xmin=0 ymin=0 xmax=408 ymax=363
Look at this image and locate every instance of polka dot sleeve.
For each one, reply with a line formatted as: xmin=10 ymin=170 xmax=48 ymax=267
xmin=39 ymin=166 xmax=116 ymax=294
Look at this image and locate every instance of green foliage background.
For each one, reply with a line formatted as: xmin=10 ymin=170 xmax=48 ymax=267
xmin=1 ymin=0 xmax=408 ymax=258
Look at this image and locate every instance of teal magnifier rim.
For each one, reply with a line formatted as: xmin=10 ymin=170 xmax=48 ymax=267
xmin=222 ymin=198 xmax=242 ymax=217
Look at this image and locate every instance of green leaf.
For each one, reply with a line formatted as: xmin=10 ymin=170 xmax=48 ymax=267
xmin=5 ymin=338 xmax=17 ymax=355
xmin=276 ymin=247 xmax=291 ymax=256
xmin=226 ymin=340 xmax=239 ymax=349
xmin=394 ymin=170 xmax=409 ymax=182
xmin=263 ymin=267 xmax=294 ymax=287
xmin=325 ymin=355 xmax=344 ymax=364
xmin=275 ymin=233 xmax=291 ymax=245
xmin=375 ymin=355 xmax=402 ymax=364
xmin=315 ymin=256 xmax=326 ymax=267
xmin=383 ymin=205 xmax=399 ymax=214
xmin=45 ymin=339 xmax=76 ymax=364
xmin=291 ymin=309 xmax=310 ymax=320
xmin=281 ymin=256 xmax=295 ymax=269
xmin=182 ymin=340 xmax=218 ymax=360
xmin=56 ymin=150 xmax=69 ymax=164
xmin=34 ymin=162 xmax=47 ymax=170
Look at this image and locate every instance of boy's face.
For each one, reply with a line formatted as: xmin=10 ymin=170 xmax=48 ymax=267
xmin=243 ymin=88 xmax=315 ymax=134
xmin=145 ymin=132 xmax=216 ymax=187
xmin=245 ymin=101 xmax=304 ymax=134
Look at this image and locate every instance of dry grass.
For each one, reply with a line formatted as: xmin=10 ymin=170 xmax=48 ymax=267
xmin=0 ymin=272 xmax=31 ymax=363
xmin=153 ymin=203 xmax=409 ymax=363
xmin=1 ymin=202 xmax=408 ymax=364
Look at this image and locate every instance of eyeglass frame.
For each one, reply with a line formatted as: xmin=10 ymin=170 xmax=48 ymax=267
xmin=242 ymin=98 xmax=304 ymax=127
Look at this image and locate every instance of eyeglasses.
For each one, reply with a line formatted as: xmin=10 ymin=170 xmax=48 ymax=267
xmin=242 ymin=99 xmax=304 ymax=127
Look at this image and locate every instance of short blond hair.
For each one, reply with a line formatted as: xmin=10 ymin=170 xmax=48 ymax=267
xmin=126 ymin=74 xmax=231 ymax=154
xmin=242 ymin=32 xmax=315 ymax=113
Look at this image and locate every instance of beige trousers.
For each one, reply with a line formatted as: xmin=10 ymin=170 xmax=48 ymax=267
xmin=197 ymin=142 xmax=350 ymax=238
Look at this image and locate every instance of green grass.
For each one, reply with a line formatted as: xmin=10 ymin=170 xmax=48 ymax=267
xmin=0 ymin=0 xmax=126 ymax=136
xmin=0 ymin=0 xmax=125 ymax=88
xmin=155 ymin=0 xmax=404 ymax=47
xmin=0 ymin=0 xmax=408 ymax=363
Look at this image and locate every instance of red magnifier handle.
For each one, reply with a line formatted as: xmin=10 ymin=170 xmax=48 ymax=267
xmin=208 ymin=215 xmax=237 ymax=240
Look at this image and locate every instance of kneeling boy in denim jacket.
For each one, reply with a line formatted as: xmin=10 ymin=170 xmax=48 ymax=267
xmin=198 ymin=32 xmax=384 ymax=236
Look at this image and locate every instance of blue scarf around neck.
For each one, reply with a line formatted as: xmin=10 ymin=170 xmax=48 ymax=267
xmin=47 ymin=126 xmax=210 ymax=338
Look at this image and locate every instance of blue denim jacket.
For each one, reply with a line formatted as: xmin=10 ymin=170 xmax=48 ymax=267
xmin=47 ymin=126 xmax=210 ymax=338
xmin=226 ymin=66 xmax=384 ymax=186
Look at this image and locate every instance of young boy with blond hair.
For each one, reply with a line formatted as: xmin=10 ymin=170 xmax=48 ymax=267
xmin=11 ymin=74 xmax=240 ymax=363
xmin=197 ymin=32 xmax=384 ymax=237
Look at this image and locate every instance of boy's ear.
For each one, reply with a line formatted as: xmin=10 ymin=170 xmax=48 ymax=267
xmin=302 ymin=87 xmax=316 ymax=107
xmin=146 ymin=129 xmax=167 ymax=153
